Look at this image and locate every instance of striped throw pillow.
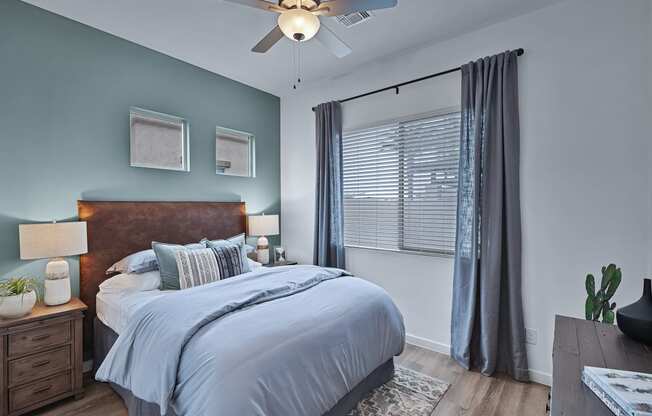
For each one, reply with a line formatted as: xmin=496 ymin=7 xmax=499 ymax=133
xmin=210 ymin=245 xmax=244 ymax=279
xmin=175 ymin=248 xmax=222 ymax=289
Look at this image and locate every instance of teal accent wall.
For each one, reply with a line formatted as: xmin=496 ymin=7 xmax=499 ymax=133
xmin=0 ymin=0 xmax=281 ymax=294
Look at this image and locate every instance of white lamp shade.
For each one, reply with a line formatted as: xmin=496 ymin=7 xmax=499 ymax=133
xmin=19 ymin=222 xmax=88 ymax=260
xmin=248 ymin=215 xmax=279 ymax=237
xmin=277 ymin=9 xmax=320 ymax=42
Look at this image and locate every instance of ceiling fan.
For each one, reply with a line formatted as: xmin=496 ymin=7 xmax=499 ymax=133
xmin=222 ymin=0 xmax=398 ymax=58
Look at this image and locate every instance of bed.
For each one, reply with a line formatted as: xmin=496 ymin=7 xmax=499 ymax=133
xmin=78 ymin=201 xmax=405 ymax=416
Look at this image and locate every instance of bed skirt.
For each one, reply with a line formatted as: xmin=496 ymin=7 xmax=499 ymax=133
xmin=93 ymin=317 xmax=394 ymax=416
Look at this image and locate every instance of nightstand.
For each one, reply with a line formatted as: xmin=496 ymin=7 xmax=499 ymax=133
xmin=0 ymin=298 xmax=86 ymax=416
xmin=263 ymin=261 xmax=298 ymax=267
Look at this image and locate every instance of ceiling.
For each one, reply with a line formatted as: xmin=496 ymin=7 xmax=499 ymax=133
xmin=22 ymin=0 xmax=562 ymax=97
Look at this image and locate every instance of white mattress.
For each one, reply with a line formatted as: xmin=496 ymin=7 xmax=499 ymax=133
xmin=96 ymin=290 xmax=168 ymax=334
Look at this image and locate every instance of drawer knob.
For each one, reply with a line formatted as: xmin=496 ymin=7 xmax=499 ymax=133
xmin=32 ymin=360 xmax=50 ymax=368
xmin=32 ymin=385 xmax=52 ymax=395
xmin=31 ymin=334 xmax=51 ymax=342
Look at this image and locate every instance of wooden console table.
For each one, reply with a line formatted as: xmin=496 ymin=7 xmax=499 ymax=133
xmin=551 ymin=315 xmax=652 ymax=415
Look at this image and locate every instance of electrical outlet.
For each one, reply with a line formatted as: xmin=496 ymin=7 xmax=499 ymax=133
xmin=525 ymin=328 xmax=538 ymax=345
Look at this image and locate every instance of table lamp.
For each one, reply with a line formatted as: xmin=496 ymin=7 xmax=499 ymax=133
xmin=19 ymin=221 xmax=87 ymax=306
xmin=248 ymin=214 xmax=279 ymax=264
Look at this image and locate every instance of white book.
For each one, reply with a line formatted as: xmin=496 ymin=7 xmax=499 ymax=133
xmin=582 ymin=366 xmax=652 ymax=416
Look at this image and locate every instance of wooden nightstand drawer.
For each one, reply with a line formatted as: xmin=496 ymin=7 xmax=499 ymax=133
xmin=9 ymin=371 xmax=72 ymax=413
xmin=0 ymin=299 xmax=86 ymax=415
xmin=8 ymin=345 xmax=71 ymax=387
xmin=8 ymin=321 xmax=71 ymax=357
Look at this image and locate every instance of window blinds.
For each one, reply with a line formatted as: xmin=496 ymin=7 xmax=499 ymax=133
xmin=342 ymin=110 xmax=461 ymax=255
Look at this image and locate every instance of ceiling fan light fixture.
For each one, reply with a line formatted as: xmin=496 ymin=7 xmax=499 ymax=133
xmin=278 ymin=9 xmax=320 ymax=42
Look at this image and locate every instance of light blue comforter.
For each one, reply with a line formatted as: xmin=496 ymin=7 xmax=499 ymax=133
xmin=96 ymin=265 xmax=405 ymax=416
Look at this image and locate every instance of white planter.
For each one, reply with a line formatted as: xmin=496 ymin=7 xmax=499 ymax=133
xmin=0 ymin=291 xmax=36 ymax=319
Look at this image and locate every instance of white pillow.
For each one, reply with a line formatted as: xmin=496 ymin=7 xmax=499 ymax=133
xmin=105 ymin=249 xmax=158 ymax=275
xmin=99 ymin=271 xmax=161 ymax=294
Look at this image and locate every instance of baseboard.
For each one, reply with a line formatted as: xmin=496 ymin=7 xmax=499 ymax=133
xmin=528 ymin=368 xmax=552 ymax=386
xmin=405 ymin=333 xmax=552 ymax=386
xmin=405 ymin=333 xmax=451 ymax=355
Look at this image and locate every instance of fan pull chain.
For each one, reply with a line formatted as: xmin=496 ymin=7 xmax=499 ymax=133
xmin=293 ymin=41 xmax=302 ymax=90
xmin=298 ymin=42 xmax=302 ymax=85
xmin=290 ymin=0 xmax=305 ymax=90
xmin=291 ymin=41 xmax=296 ymax=89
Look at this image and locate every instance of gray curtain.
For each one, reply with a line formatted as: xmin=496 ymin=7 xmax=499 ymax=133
xmin=314 ymin=101 xmax=345 ymax=268
xmin=450 ymin=50 xmax=529 ymax=381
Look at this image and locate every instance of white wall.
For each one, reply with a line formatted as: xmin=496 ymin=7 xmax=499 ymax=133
xmin=281 ymin=0 xmax=652 ymax=385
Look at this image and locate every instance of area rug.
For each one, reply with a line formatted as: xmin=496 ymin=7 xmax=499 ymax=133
xmin=348 ymin=366 xmax=450 ymax=416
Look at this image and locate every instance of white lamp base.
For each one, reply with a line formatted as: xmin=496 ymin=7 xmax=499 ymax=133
xmin=256 ymin=236 xmax=269 ymax=265
xmin=45 ymin=259 xmax=71 ymax=306
xmin=45 ymin=258 xmax=69 ymax=278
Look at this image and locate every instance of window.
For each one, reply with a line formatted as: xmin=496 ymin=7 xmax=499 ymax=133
xmin=215 ymin=126 xmax=255 ymax=178
xmin=342 ymin=109 xmax=460 ymax=255
xmin=130 ymin=107 xmax=190 ymax=172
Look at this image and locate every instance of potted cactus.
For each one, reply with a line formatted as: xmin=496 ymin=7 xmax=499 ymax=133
xmin=0 ymin=277 xmax=38 ymax=319
xmin=585 ymin=264 xmax=622 ymax=324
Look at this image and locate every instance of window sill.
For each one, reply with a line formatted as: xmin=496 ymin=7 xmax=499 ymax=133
xmin=344 ymin=245 xmax=455 ymax=259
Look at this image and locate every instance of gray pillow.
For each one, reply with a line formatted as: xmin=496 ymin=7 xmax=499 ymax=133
xmin=226 ymin=233 xmax=246 ymax=246
xmin=106 ymin=249 xmax=158 ymax=275
xmin=152 ymin=242 xmax=205 ymax=290
xmin=203 ymin=238 xmax=251 ymax=274
xmin=220 ymin=233 xmax=255 ymax=253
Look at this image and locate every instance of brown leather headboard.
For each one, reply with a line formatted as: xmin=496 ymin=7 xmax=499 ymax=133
xmin=78 ymin=201 xmax=246 ymax=358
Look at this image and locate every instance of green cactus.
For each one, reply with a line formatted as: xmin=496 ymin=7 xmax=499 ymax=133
xmin=585 ymin=264 xmax=621 ymax=324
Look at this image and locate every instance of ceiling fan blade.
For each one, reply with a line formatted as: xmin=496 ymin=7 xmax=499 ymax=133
xmin=317 ymin=0 xmax=397 ymax=16
xmin=221 ymin=0 xmax=284 ymax=13
xmin=252 ymin=26 xmax=285 ymax=53
xmin=314 ymin=24 xmax=352 ymax=58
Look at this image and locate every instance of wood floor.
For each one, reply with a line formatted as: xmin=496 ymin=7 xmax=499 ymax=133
xmin=34 ymin=344 xmax=550 ymax=416
xmin=396 ymin=344 xmax=550 ymax=415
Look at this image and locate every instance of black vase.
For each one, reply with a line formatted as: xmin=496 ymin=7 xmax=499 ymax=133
xmin=616 ymin=278 xmax=652 ymax=345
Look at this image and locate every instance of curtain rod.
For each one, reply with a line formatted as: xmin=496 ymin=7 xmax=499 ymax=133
xmin=311 ymin=48 xmax=525 ymax=111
